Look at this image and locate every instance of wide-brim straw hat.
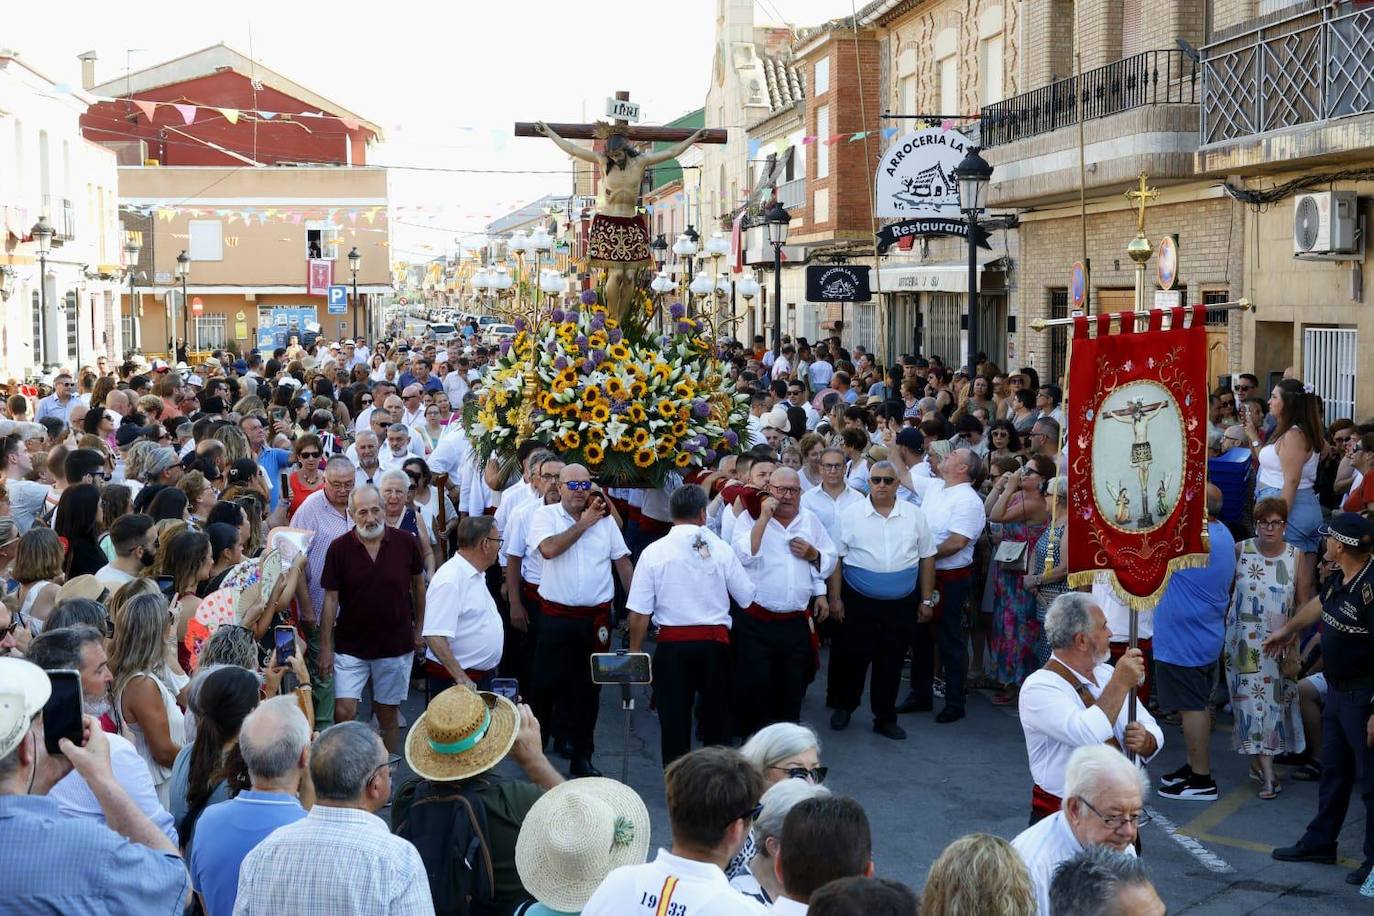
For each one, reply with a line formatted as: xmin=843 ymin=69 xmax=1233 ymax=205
xmin=515 ymin=777 xmax=650 ymax=912
xmin=405 ymin=686 xmax=518 ymax=782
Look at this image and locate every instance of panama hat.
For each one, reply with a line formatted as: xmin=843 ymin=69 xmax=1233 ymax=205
xmin=0 ymin=658 xmax=52 ymax=758
xmin=405 ymin=686 xmax=519 ymax=782
xmin=515 ymin=778 xmax=651 ymax=912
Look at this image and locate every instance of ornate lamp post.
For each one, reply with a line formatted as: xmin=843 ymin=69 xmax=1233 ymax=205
xmin=174 ymin=249 xmax=190 ymax=359
xmin=31 ymin=216 xmax=53 ymax=368
xmin=347 ymin=246 xmax=362 ymax=342
xmin=124 ymin=233 xmax=142 ymax=350
xmin=763 ymin=202 xmax=791 ymax=358
xmin=953 ymin=146 xmax=993 ymax=376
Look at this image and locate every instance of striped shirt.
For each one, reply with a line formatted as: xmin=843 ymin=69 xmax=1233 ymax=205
xmin=289 ymin=489 xmax=354 ymax=618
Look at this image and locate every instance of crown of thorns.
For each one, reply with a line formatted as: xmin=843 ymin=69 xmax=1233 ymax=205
xmin=592 ymin=121 xmax=633 ymax=140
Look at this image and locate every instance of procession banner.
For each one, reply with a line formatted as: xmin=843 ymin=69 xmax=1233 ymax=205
xmin=1065 ymin=306 xmax=1210 ymax=608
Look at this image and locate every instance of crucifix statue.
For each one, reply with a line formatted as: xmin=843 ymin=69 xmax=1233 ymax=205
xmin=1124 ymin=172 xmax=1158 ymax=239
xmin=1105 ymin=395 xmax=1168 ymax=526
xmin=516 ymin=92 xmax=727 ymax=322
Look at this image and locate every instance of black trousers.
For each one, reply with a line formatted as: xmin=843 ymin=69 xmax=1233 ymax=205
xmin=1300 ymin=683 xmax=1374 ymax=863
xmin=909 ymin=571 xmax=972 ymax=712
xmin=732 ymin=611 xmax=812 ymax=734
xmin=530 ymin=614 xmax=602 ymax=758
xmin=828 ymin=583 xmax=916 ymax=723
xmin=654 ymin=640 xmax=731 ymax=764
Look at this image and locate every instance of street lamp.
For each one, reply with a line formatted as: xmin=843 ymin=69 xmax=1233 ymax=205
xmin=347 ymin=246 xmax=362 ymax=343
xmin=528 ymin=227 xmax=553 ymax=309
xmin=31 ymin=216 xmax=53 ymax=368
xmin=953 ymin=146 xmax=993 ymax=377
xmin=175 ymin=249 xmax=190 ymax=359
xmin=650 ymin=234 xmax=668 ymax=272
xmin=124 ymin=233 xmax=142 ymax=351
xmin=763 ymin=202 xmax=791 ymax=358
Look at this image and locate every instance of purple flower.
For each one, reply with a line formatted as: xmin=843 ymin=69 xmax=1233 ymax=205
xmin=499 ymin=340 xmax=512 ymax=356
xmin=545 ymin=341 xmax=558 ymax=355
xmin=576 ymin=335 xmax=588 ymax=349
xmin=580 ymin=288 xmax=598 ymax=306
xmin=704 ymin=448 xmax=717 ymax=464
xmin=611 ymin=399 xmax=629 ymax=414
xmin=683 ymin=439 xmax=700 ymax=452
xmin=591 ymin=348 xmax=607 ymax=364
xmin=659 ymin=335 xmax=671 ymax=348
xmin=608 ymin=327 xmax=623 ymax=343
xmin=566 ymin=310 xmax=580 ymax=324
xmin=513 ymin=317 xmax=527 ymax=331
xmin=589 ymin=316 xmax=605 ymax=332
xmin=550 ymin=308 xmax=566 ymax=324
xmin=553 ymin=356 xmax=569 ymax=370
xmin=724 ymin=430 xmax=739 ymax=447
xmin=669 ymin=302 xmax=686 ymax=319
xmin=692 ymin=400 xmax=710 ymax=418
xmin=676 ymin=321 xmax=693 ymax=335
xmin=581 ymin=359 xmax=595 ymax=375
xmin=695 ymin=434 xmax=710 ymax=448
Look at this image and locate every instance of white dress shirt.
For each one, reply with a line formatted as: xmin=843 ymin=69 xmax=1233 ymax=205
xmin=771 ymin=897 xmax=809 ymax=915
xmin=835 ymin=498 xmax=936 ymax=572
xmin=1012 ymin=810 xmax=1136 ymax=916
xmin=528 ymin=503 xmax=630 ymax=606
xmin=582 ymin=849 xmax=769 ymax=916
xmin=49 ymin=730 xmax=178 ymax=844
xmin=731 ymin=508 xmax=836 ymax=612
xmin=920 ymin=481 xmax=987 ymax=570
xmin=627 ymin=525 xmax=754 ymax=627
xmin=1095 ymin=573 xmax=1155 ymax=642
xmin=503 ymin=495 xmax=547 ymax=584
xmin=422 ymin=554 xmax=504 ymax=672
xmin=426 ymin=424 xmax=471 ymax=477
xmin=800 ymin=483 xmax=865 ymax=546
xmin=1018 ymin=654 xmax=1164 ymax=798
xmin=458 ymin=450 xmax=493 ymax=515
xmin=493 ymin=479 xmax=533 ymax=536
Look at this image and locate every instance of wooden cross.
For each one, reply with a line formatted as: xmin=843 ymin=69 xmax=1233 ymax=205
xmin=514 ymin=90 xmax=728 ymax=145
xmin=1124 ymin=172 xmax=1158 ymax=236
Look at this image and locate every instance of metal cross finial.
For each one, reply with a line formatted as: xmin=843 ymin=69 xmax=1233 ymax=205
xmin=1125 ymin=172 xmax=1158 ymax=236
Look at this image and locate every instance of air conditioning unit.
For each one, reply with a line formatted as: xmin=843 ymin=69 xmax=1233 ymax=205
xmin=1293 ymin=191 xmax=1358 ymax=255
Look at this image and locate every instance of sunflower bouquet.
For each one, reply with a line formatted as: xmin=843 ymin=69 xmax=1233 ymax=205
xmin=464 ymin=292 xmax=750 ymax=486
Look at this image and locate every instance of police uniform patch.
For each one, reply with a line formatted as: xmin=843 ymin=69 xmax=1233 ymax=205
xmin=1362 ymin=583 xmax=1372 ymax=605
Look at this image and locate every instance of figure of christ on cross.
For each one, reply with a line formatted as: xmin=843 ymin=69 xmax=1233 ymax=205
xmin=1105 ymin=396 xmax=1168 ymax=526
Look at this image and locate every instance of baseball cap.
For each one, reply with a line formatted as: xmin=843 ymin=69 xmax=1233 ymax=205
xmin=895 ymin=428 xmax=925 ymax=452
xmin=233 ymin=359 xmax=249 ymax=375
xmin=1318 ymin=512 xmax=1374 ymax=549
xmin=0 ymin=658 xmax=52 ymax=759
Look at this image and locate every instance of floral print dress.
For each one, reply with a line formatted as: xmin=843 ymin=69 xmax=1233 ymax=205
xmin=1224 ymin=540 xmax=1305 ymax=756
xmin=992 ymin=511 xmax=1049 ymax=687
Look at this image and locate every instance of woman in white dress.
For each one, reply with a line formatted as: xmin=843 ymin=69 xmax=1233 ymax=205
xmin=109 ymin=591 xmax=188 ymax=807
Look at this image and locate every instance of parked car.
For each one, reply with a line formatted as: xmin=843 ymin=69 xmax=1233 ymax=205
xmin=427 ymin=322 xmax=458 ymax=339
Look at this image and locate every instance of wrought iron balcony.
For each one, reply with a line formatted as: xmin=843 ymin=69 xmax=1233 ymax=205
xmin=1200 ymin=5 xmax=1374 ymax=146
xmin=980 ymin=50 xmax=1199 ymax=148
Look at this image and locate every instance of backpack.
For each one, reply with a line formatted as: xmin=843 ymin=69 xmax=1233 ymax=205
xmin=393 ymin=774 xmax=501 ymax=916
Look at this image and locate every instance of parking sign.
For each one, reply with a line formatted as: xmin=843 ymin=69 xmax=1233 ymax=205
xmin=327 ymin=285 xmax=348 ymax=315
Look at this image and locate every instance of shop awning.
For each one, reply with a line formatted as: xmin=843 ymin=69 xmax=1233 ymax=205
xmin=876 ymin=253 xmax=1006 ymax=293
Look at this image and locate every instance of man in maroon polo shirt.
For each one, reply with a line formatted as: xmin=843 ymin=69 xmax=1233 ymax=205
xmin=317 ymin=483 xmax=426 ymax=752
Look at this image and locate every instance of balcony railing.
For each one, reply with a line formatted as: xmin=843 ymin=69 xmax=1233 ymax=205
xmin=1200 ymin=5 xmax=1374 ymax=146
xmin=980 ymin=49 xmax=1199 ymax=148
xmin=777 ymin=177 xmax=807 ymax=210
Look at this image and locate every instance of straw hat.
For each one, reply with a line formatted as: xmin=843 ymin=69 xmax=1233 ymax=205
xmin=515 ymin=778 xmax=650 ymax=912
xmin=405 ymin=686 xmax=518 ymax=782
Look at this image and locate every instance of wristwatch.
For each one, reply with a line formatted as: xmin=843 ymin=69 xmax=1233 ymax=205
xmin=921 ymin=590 xmax=941 ymax=608
xmin=1251 ymin=440 xmax=1260 ymax=448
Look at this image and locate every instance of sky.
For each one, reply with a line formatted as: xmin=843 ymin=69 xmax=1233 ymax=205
xmin=6 ymin=0 xmax=852 ymax=267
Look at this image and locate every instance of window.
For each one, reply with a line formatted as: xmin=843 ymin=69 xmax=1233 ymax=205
xmin=939 ymin=57 xmax=959 ymax=116
xmin=31 ymin=290 xmax=43 ymax=367
xmin=900 ymin=76 xmax=918 ymax=116
xmin=65 ymin=290 xmax=78 ymax=364
xmin=1049 ymin=289 xmax=1069 ymax=388
xmin=39 ymin=130 xmax=50 ymax=205
xmin=813 ymin=57 xmax=830 ymax=96
xmin=192 ymin=315 xmax=227 ymax=350
xmin=1203 ymin=289 xmax=1230 ymax=327
xmin=306 ymin=222 xmax=340 ymax=260
xmin=980 ymin=35 xmax=1005 ymax=106
xmin=121 ymin=315 xmax=136 ymax=353
xmin=815 ymin=106 xmax=830 ymax=179
xmin=1304 ymin=327 xmax=1356 ymax=421
xmin=189 ymin=220 xmax=224 ymax=261
xmin=103 ymin=291 xmax=115 ymax=358
xmin=13 ymin=121 xmax=23 ymax=193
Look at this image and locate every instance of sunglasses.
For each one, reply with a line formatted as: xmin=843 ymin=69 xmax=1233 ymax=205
xmin=361 ymin=397 xmax=374 ymax=405
xmin=1 ymin=618 xmax=19 ymax=637
xmin=769 ymin=765 xmax=829 ymax=784
xmin=563 ymin=480 xmax=593 ymax=491
xmin=869 ymin=475 xmax=896 ymax=485
xmin=722 ymin=801 xmax=765 ymax=830
xmin=299 ymin=452 xmax=321 ymax=460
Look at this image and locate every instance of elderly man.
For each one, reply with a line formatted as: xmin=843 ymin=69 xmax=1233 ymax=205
xmin=380 ymin=424 xmax=416 ymax=472
xmin=826 ymin=460 xmax=935 ymax=740
xmin=502 ymin=451 xmax=563 ymax=687
xmin=1013 ymin=745 xmax=1150 ymax=916
xmin=0 ymin=657 xmax=188 ymax=910
xmin=190 ymin=697 xmax=311 ymax=916
xmin=528 ymin=463 xmax=634 ymax=777
xmin=1048 ymin=845 xmax=1165 ymax=916
xmin=398 ymin=384 xmax=426 ymax=429
xmin=628 ymin=484 xmax=755 ymax=764
xmin=27 ymin=626 xmax=177 ymax=843
xmin=899 ymin=447 xmax=987 ymax=723
xmin=240 ymin=413 xmax=292 ymax=513
xmin=422 ymin=516 xmax=506 ymax=695
xmin=351 ymin=430 xmax=384 ymax=488
xmin=732 ymin=466 xmax=837 ymax=733
xmin=319 ymin=484 xmax=425 ymax=752
xmin=1019 ymin=593 xmax=1162 ymax=823
xmin=233 ymin=723 xmax=433 ymax=915
xmin=290 ymin=455 xmax=357 ymax=728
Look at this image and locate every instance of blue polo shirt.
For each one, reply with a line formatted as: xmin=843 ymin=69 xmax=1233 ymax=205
xmin=257 ymin=447 xmax=292 ymax=512
xmin=1152 ymin=520 xmax=1237 ymax=668
xmin=189 ymin=789 xmax=307 ymax=916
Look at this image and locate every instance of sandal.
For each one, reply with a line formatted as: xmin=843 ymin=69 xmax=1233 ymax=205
xmin=1258 ymin=780 xmax=1281 ymax=800
xmin=1292 ymin=763 xmax=1322 ymax=782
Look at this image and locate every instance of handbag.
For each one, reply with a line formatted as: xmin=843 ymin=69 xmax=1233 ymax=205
xmin=994 ymin=539 xmax=1029 ymax=573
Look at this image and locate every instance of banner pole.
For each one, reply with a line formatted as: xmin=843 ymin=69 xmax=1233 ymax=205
xmin=1028 ymin=298 xmax=1250 ymax=332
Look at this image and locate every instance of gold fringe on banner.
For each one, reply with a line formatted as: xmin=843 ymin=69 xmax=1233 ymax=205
xmin=1066 ymin=546 xmax=1212 ymax=611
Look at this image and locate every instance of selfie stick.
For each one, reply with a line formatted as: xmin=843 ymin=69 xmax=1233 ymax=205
xmin=620 ymin=679 xmax=633 ymax=785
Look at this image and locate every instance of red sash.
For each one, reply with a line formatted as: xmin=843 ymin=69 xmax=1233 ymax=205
xmin=931 ymin=566 xmax=974 ymax=621
xmin=1032 ymin=785 xmax=1062 ymax=819
xmin=636 ymin=515 xmax=672 ymax=538
xmin=423 ymin=659 xmax=494 ymax=684
xmin=483 ymin=506 xmax=497 ymax=516
xmin=657 ymin=624 xmax=730 ymax=645
xmin=519 ymin=582 xmax=541 ymax=606
xmin=540 ymin=599 xmax=613 ymax=651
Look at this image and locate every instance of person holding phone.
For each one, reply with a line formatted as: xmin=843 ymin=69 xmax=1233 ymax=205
xmin=0 ymin=657 xmax=190 ymax=910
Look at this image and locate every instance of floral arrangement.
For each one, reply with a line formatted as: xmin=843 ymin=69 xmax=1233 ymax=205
xmin=464 ymin=289 xmax=750 ymax=486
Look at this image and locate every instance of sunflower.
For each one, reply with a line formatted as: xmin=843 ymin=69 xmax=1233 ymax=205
xmin=583 ymin=386 xmax=602 ymax=405
xmin=627 ymin=404 xmax=647 ymax=423
xmin=539 ymin=392 xmax=557 ymax=411
xmin=604 ymin=317 xmax=619 ymax=329
xmin=633 ymin=448 xmax=656 ymax=468
xmin=656 ymin=399 xmax=676 ymax=419
xmin=613 ymin=436 xmax=634 ymax=452
xmin=609 ymin=343 xmax=630 ymax=362
xmin=605 ymin=376 xmax=628 ymax=399
xmin=632 ymin=428 xmax=651 ymax=447
xmin=671 ymin=419 xmax=688 ymax=437
xmin=652 ymin=363 xmax=672 ymax=382
xmin=587 ymin=330 xmax=609 ymax=350
xmin=585 ymin=443 xmax=605 ymax=464
xmin=554 ymin=368 xmax=577 ymax=390
xmin=628 ymin=380 xmax=647 ymax=400
xmin=655 ymin=437 xmax=676 ymax=457
xmin=590 ymin=403 xmax=611 ymax=424
xmin=560 ymin=429 xmax=582 ymax=450
xmin=674 ymin=451 xmax=693 ymax=468
xmin=673 ymin=381 xmax=696 ymax=399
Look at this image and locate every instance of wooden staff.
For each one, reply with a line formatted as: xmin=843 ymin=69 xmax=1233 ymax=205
xmin=434 ymin=472 xmax=450 ymax=562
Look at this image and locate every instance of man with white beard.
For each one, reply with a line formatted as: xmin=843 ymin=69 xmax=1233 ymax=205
xmin=25 ymin=624 xmax=179 ymax=843
xmin=318 ymin=484 xmax=426 ymax=753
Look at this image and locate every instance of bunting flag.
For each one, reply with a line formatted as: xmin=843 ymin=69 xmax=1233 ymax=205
xmin=881 ymin=127 xmax=899 ymax=139
xmin=801 ymin=136 xmax=817 ymax=145
xmin=133 ymin=99 xmax=158 ymax=121
xmin=218 ymin=107 xmax=240 ymax=125
xmin=173 ymin=103 xmax=197 ymax=125
xmin=848 ymin=132 xmax=868 ymax=142
xmin=1065 ymin=307 xmax=1212 ymax=609
xmin=747 ymin=138 xmax=762 ymax=159
xmin=339 ymin=117 xmax=360 ymax=132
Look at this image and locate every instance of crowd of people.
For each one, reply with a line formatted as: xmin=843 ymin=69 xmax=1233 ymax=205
xmin=0 ymin=325 xmax=1368 ymax=913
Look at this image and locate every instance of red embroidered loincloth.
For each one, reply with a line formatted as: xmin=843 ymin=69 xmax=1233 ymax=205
xmin=588 ymin=213 xmax=651 ymax=268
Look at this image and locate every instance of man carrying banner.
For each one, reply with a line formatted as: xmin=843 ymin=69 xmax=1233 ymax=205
xmin=1019 ymin=593 xmax=1162 ymax=824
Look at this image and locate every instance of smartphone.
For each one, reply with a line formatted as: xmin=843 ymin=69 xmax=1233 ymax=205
xmin=42 ymin=670 xmax=84 ymax=756
xmin=589 ymin=652 xmax=652 ymax=685
xmin=274 ymin=625 xmax=295 ymax=667
xmin=490 ymin=678 xmax=520 ymax=701
xmin=271 ymin=407 xmax=287 ymax=423
xmin=155 ymin=575 xmax=177 ymax=600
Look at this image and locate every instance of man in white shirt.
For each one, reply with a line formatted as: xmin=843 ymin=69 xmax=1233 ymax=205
xmin=800 ymin=447 xmax=864 ymax=545
xmin=398 ymin=385 xmax=426 ymax=430
xmin=504 ymin=454 xmax=563 ymax=675
xmin=378 ymin=424 xmax=417 ymax=472
xmin=527 ymin=463 xmax=634 ymax=778
xmin=582 ymin=747 xmax=769 ymax=916
xmin=897 ymin=447 xmax=987 ymax=723
xmin=783 ymin=379 xmax=821 ymax=430
xmin=1012 ymin=745 xmax=1149 ymax=916
xmin=825 ymin=461 xmax=935 ymax=741
xmin=350 ymin=431 xmax=384 ymax=488
xmin=731 ymin=467 xmax=836 ymax=733
xmin=628 ymin=485 xmax=755 ymax=764
xmin=772 ymin=797 xmax=876 ymax=914
xmin=95 ymin=513 xmax=157 ymax=591
xmin=809 ymin=350 xmax=835 ymax=391
xmin=422 ymin=516 xmax=506 ymax=694
xmin=1 ymin=430 xmax=52 ymax=533
xmin=1019 ymin=593 xmax=1162 ymax=823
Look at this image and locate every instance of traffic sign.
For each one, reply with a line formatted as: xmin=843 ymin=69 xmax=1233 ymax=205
xmin=1070 ymin=261 xmax=1087 ymax=310
xmin=191 ymin=296 xmax=204 ymax=316
xmin=398 ymin=296 xmax=409 ymax=305
xmin=327 ymin=285 xmax=349 ymax=315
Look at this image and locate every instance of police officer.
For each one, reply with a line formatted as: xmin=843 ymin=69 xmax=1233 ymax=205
xmin=1267 ymin=512 xmax=1374 ymax=887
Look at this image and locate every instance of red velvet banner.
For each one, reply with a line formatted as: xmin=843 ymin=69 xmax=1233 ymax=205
xmin=1065 ymin=306 xmax=1211 ymax=606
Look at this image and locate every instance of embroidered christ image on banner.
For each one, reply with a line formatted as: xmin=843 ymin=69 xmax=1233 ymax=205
xmin=1091 ymin=382 xmax=1184 ymax=533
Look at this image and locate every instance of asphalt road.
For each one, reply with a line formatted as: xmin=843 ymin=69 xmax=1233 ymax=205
xmin=389 ymin=649 xmax=1369 ymax=914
